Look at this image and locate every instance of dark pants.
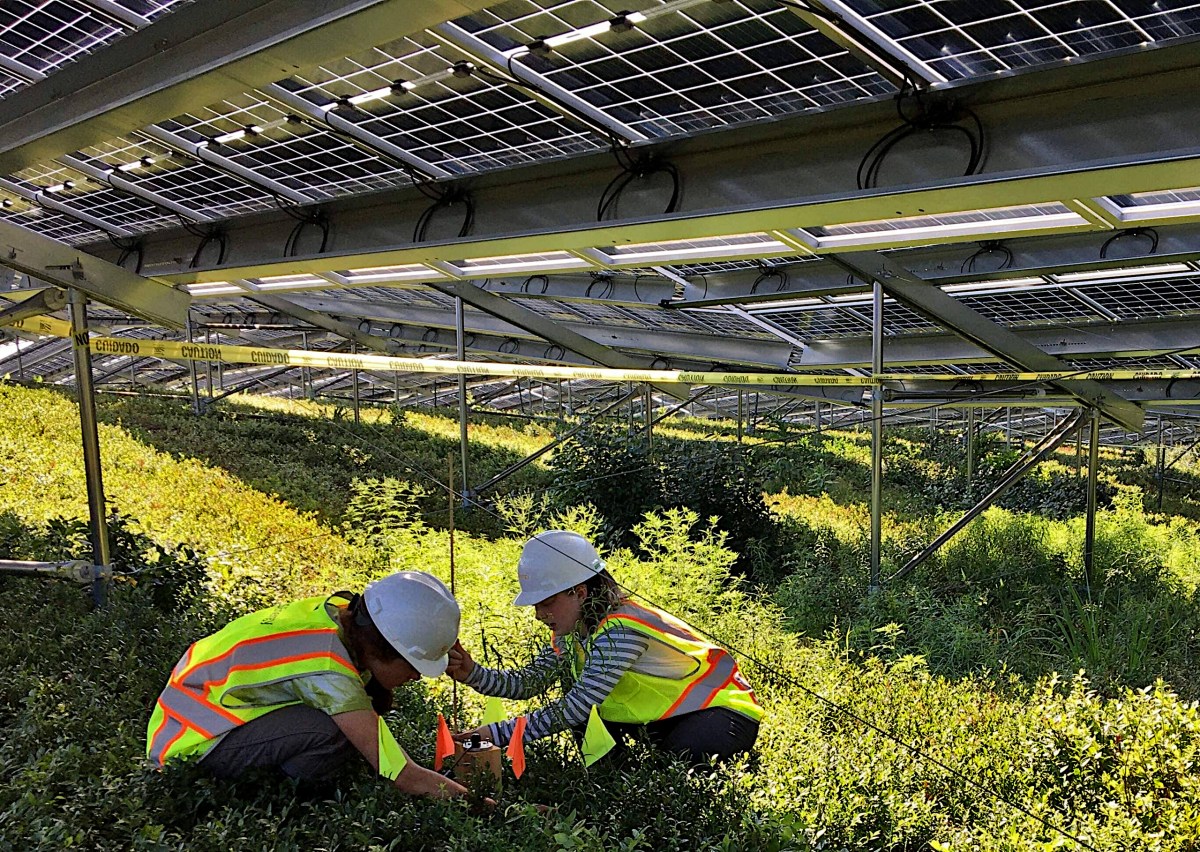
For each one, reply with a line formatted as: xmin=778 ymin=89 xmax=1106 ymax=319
xmin=582 ymin=707 xmax=759 ymax=768
xmin=199 ymin=705 xmax=356 ymax=782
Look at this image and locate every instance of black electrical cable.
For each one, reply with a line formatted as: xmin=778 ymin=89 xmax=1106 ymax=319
xmin=107 ymin=234 xmax=145 ymax=274
xmin=750 ymin=264 xmax=789 ymax=294
xmin=284 ymin=211 xmax=330 ymax=257
xmin=585 ymin=273 xmax=615 ymax=299
xmin=857 ymin=80 xmax=985 ymax=190
xmin=188 ymin=227 xmax=228 ymax=268
xmin=413 ymin=190 xmax=475 ymax=242
xmin=597 ymin=151 xmax=681 ymax=221
xmin=960 ymin=241 xmax=1013 ymax=274
xmin=521 ymin=274 xmax=550 ymax=294
xmin=1100 ymin=226 xmax=1158 ymax=259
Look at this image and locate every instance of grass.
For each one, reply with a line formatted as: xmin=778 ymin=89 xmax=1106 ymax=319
xmin=3 ymin=381 xmax=1200 ymax=849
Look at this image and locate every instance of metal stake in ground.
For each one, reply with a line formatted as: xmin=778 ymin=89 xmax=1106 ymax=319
xmin=448 ymin=454 xmax=459 ymax=728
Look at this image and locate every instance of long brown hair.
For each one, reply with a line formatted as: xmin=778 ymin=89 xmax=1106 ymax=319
xmin=340 ymin=593 xmax=402 ymax=715
xmin=580 ymin=570 xmax=625 ymax=634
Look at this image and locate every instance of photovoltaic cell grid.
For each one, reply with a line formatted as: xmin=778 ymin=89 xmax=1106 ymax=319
xmin=754 ymin=297 xmax=941 ymax=339
xmin=956 ymin=286 xmax=1103 ymax=326
xmin=835 ymin=0 xmax=1200 ymax=81
xmin=0 ymin=0 xmax=191 ymax=92
xmin=0 ymin=204 xmax=103 ymax=244
xmin=1110 ymin=188 xmax=1200 ymax=207
xmin=460 ymin=0 xmax=895 ymax=138
xmin=277 ymin=32 xmax=606 ymax=176
xmin=807 ymin=203 xmax=1074 ymax=236
xmin=1066 ymin=355 xmax=1197 ymax=371
xmin=160 ymin=93 xmax=416 ymax=200
xmin=75 ymin=134 xmax=277 ymax=220
xmin=1 ymin=1 xmax=122 ymax=78
xmin=1074 ymin=276 xmax=1200 ymax=318
xmin=11 ymin=159 xmax=177 ymax=232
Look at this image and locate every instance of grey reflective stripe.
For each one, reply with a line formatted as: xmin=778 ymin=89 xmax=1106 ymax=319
xmin=176 ymin=629 xmax=351 ymax=690
xmin=668 ymin=650 xmax=739 ymax=716
xmin=147 ymin=709 xmax=186 ymax=765
xmin=157 ymin=685 xmax=239 ymax=737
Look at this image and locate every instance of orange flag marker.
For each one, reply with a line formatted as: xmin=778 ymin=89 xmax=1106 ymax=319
xmin=507 ymin=715 xmax=527 ymax=779
xmin=434 ymin=713 xmax=455 ymax=771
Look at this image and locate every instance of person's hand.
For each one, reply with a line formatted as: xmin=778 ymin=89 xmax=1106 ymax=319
xmin=451 ymin=725 xmax=491 ymax=743
xmin=445 ymin=640 xmax=475 ymax=682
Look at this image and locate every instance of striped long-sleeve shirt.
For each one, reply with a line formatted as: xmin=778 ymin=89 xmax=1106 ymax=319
xmin=466 ymin=626 xmax=649 ymax=747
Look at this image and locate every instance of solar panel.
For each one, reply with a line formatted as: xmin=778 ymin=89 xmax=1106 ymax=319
xmin=827 ymin=0 xmax=1200 ymax=82
xmin=1073 ymin=276 xmax=1200 ymax=318
xmin=160 ymin=91 xmax=415 ymax=199
xmin=0 ymin=0 xmax=191 ymax=97
xmin=956 ymin=286 xmax=1102 ymax=326
xmin=11 ymin=160 xmax=175 ymax=232
xmin=278 ymin=30 xmax=605 ymax=176
xmin=460 ymin=0 xmax=894 ymax=137
xmin=74 ymin=134 xmax=276 ymax=220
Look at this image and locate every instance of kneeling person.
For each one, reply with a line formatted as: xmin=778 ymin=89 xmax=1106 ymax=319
xmin=448 ymin=532 xmax=762 ymax=766
xmin=147 ymin=571 xmax=470 ymax=798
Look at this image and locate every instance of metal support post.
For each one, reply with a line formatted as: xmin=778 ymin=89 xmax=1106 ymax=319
xmin=1084 ymin=407 xmax=1101 ymax=588
xmin=737 ymin=390 xmax=744 ymax=443
xmin=1075 ymin=423 xmax=1084 ymax=473
xmin=68 ymin=289 xmax=110 ymax=607
xmin=965 ymin=406 xmax=976 ymax=497
xmin=870 ymin=279 xmax=884 ymax=592
xmin=644 ymin=385 xmax=653 ymax=446
xmin=1156 ymin=417 xmax=1167 ymax=511
xmin=185 ymin=314 xmax=201 ymax=413
xmin=351 ymin=342 xmax=361 ymax=424
xmin=204 ymin=328 xmax=214 ymax=399
xmin=455 ymin=296 xmax=470 ymax=499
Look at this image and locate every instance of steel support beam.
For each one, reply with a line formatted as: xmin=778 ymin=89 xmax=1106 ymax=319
xmin=117 ymin=43 xmax=1200 ymax=289
xmin=800 ymin=317 xmax=1200 ymax=370
xmin=829 ymin=251 xmax=1143 ymax=431
xmin=285 ymin=293 xmax=792 ymax=370
xmin=0 ymin=220 xmax=188 ymax=327
xmin=69 ymin=290 xmax=111 ymax=606
xmin=892 ymin=409 xmax=1086 ymax=582
xmin=0 ymin=287 xmax=67 ymax=327
xmin=0 ymin=0 xmax=499 ymax=175
xmin=242 ymin=293 xmax=403 ymax=354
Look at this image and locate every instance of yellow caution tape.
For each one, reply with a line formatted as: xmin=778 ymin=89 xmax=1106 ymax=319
xmin=8 ymin=314 xmax=72 ymax=338
xmin=87 ymin=336 xmax=872 ymax=385
xmin=84 ymin=338 xmax=1200 ymax=386
xmin=879 ymin=370 xmax=1200 ymax=382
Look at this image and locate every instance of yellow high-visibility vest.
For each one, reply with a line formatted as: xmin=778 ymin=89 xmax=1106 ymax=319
xmin=569 ymin=601 xmax=763 ymax=725
xmin=146 ymin=594 xmax=361 ymax=766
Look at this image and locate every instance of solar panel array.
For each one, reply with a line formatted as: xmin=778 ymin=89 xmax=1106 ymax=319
xmin=3 ymin=0 xmax=1200 ymax=437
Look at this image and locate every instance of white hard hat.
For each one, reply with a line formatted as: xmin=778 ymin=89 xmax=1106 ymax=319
xmin=514 ymin=530 xmax=606 ymax=606
xmin=363 ymin=571 xmax=460 ymax=677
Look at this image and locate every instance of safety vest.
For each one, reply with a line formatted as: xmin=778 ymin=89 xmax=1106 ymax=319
xmin=147 ymin=594 xmax=361 ymax=766
xmin=569 ymin=601 xmax=763 ymax=725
